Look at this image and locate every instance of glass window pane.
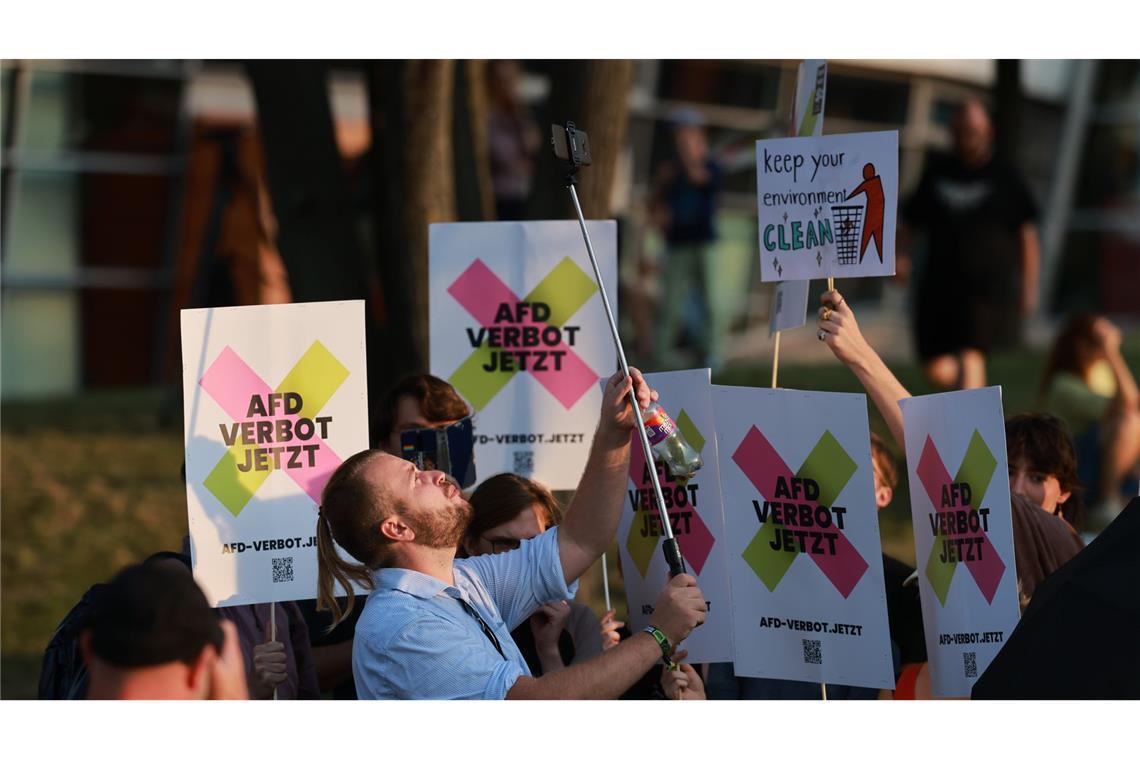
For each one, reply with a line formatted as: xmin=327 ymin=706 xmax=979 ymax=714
xmin=16 ymin=69 xmax=181 ymax=156
xmin=5 ymin=171 xmax=80 ymax=277
xmin=1 ymin=291 xmax=80 ymax=398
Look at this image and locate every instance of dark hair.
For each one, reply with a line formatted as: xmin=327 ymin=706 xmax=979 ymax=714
xmin=869 ymin=433 xmax=898 ymax=490
xmin=315 ymin=449 xmax=398 ymax=627
xmin=1005 ymin=413 xmax=1083 ymax=528
xmin=373 ymin=374 xmax=471 ymax=448
xmin=466 ymin=473 xmax=560 ymax=546
xmin=1039 ymin=313 xmax=1103 ymax=401
xmin=87 ymin=562 xmax=222 ymax=668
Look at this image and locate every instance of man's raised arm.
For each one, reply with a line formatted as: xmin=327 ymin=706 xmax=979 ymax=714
xmin=557 ymin=368 xmax=656 ymax=585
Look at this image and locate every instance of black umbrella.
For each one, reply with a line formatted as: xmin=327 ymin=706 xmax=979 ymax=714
xmin=973 ymin=497 xmax=1140 ymax=699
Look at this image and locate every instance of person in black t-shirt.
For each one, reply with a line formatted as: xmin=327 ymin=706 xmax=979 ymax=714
xmin=901 ymin=99 xmax=1040 ymax=390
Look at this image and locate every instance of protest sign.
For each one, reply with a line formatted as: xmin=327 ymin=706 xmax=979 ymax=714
xmin=757 ymin=130 xmax=898 ymax=281
xmin=429 ymin=221 xmax=617 ymax=489
xmin=616 ymin=369 xmax=732 ymax=663
xmin=767 ymin=60 xmax=829 ymax=337
xmin=794 ymin=60 xmax=828 ymax=138
xmin=181 ymin=301 xmax=369 ymax=607
xmin=769 ymin=279 xmax=810 ymax=336
xmin=714 ymin=386 xmax=894 ymax=688
xmin=899 ymin=387 xmax=1020 ymax=696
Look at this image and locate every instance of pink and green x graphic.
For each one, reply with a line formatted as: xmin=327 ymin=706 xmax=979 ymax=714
xmin=916 ymin=432 xmax=1005 ymax=606
xmin=446 ymin=257 xmax=599 ymax=411
xmin=199 ymin=342 xmax=348 ymax=517
xmin=625 ymin=410 xmax=716 ymax=578
xmin=732 ymin=426 xmax=869 ymax=598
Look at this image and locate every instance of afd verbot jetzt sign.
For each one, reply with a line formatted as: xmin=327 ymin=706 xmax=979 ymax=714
xmin=714 ymin=386 xmax=894 ymax=689
xmin=757 ymin=130 xmax=898 ymax=281
xmin=899 ymin=388 xmax=1020 ymax=696
xmin=181 ymin=301 xmax=369 ymax=607
xmin=616 ymin=369 xmax=732 ymax=664
xmin=429 ymin=221 xmax=617 ymax=489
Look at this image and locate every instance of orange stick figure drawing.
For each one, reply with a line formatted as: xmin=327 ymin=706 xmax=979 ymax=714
xmin=846 ymin=162 xmax=885 ymax=263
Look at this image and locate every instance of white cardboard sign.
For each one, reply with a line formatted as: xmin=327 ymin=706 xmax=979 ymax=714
xmin=793 ymin=60 xmax=828 ymax=138
xmin=899 ymin=387 xmax=1021 ymax=697
xmin=757 ymin=130 xmax=898 ymax=281
xmin=615 ymin=369 xmax=733 ymax=664
xmin=181 ymin=301 xmax=369 ymax=607
xmin=713 ymin=386 xmax=894 ymax=689
xmin=429 ymin=221 xmax=618 ymax=490
xmin=767 ymin=60 xmax=829 ymax=336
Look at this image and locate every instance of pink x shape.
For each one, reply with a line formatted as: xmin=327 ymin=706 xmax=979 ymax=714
xmin=916 ymin=436 xmax=1005 ymax=604
xmin=732 ymin=427 xmax=869 ymax=598
xmin=628 ymin=433 xmax=716 ymax=575
xmin=447 ymin=259 xmax=599 ymax=410
xmin=199 ymin=346 xmax=342 ymax=505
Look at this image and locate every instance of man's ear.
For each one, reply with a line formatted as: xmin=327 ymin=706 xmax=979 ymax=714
xmin=380 ymin=516 xmax=415 ymax=543
xmin=1056 ymin=488 xmax=1072 ymax=505
xmin=187 ymin=644 xmax=216 ymax=699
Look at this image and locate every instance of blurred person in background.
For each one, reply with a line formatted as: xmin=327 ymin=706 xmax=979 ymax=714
xmin=1039 ymin=314 xmax=1140 ymax=517
xmin=900 ymin=99 xmax=1040 ymax=391
xmin=463 ymin=473 xmax=603 ymax=675
xmin=485 ymin=59 xmax=541 ymax=221
xmin=298 ymin=373 xmax=474 ymax=697
xmin=80 ymin=562 xmax=247 ymax=700
xmin=650 ymin=108 xmax=724 ymax=370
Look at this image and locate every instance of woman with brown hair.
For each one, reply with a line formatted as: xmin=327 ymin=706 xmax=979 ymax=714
xmin=462 ymin=473 xmax=604 ymax=676
xmin=1040 ymin=314 xmax=1140 ymax=515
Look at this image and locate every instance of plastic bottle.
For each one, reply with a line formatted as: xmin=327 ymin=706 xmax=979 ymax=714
xmin=641 ymin=401 xmax=703 ymax=479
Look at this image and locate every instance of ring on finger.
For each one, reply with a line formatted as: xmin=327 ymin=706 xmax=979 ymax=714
xmin=817 ymin=328 xmax=827 ymax=341
xmin=822 ymin=307 xmax=832 ymax=321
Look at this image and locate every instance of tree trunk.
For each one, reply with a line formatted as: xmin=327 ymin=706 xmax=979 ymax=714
xmin=527 ymin=60 xmax=635 ymax=221
xmin=367 ymin=60 xmax=458 ymax=399
xmin=247 ymin=61 xmax=368 ymax=302
xmin=453 ymin=60 xmax=494 ymax=221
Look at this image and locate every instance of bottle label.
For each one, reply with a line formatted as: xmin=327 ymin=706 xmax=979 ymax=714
xmin=644 ymin=407 xmax=677 ymax=446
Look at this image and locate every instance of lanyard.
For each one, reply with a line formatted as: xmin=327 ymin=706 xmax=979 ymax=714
xmin=456 ymin=596 xmax=506 ymax=660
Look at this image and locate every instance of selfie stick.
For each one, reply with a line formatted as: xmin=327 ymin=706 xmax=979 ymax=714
xmin=558 ymin=124 xmax=686 ymax=579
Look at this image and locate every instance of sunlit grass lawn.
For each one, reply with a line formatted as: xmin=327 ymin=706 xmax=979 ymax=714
xmin=3 ymin=333 xmax=1136 ymax=698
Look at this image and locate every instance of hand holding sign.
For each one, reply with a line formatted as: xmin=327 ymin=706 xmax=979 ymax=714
xmin=816 ymin=289 xmax=866 ymax=364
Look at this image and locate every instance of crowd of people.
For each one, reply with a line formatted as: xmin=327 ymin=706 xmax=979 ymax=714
xmin=41 ymin=284 xmax=1136 ymax=699
xmin=33 ymin=84 xmax=1137 ymax=701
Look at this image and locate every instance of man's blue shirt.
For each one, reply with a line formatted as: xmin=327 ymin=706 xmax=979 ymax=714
xmin=352 ymin=527 xmax=577 ymax=699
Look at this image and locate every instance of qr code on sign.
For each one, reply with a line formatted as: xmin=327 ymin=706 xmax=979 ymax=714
xmin=513 ymin=450 xmax=534 ymax=476
xmin=802 ymin=639 xmax=822 ymax=665
xmin=271 ymin=557 xmax=294 ymax=584
xmin=963 ymin=651 xmax=977 ymax=678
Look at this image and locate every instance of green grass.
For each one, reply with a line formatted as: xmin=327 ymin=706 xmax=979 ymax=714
xmin=3 ymin=335 xmax=1136 ymax=698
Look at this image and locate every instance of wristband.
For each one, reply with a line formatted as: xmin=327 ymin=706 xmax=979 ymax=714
xmin=642 ymin=625 xmax=674 ymax=668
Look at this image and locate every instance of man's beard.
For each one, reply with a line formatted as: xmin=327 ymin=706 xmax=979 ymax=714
xmin=404 ymin=492 xmax=473 ymax=549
